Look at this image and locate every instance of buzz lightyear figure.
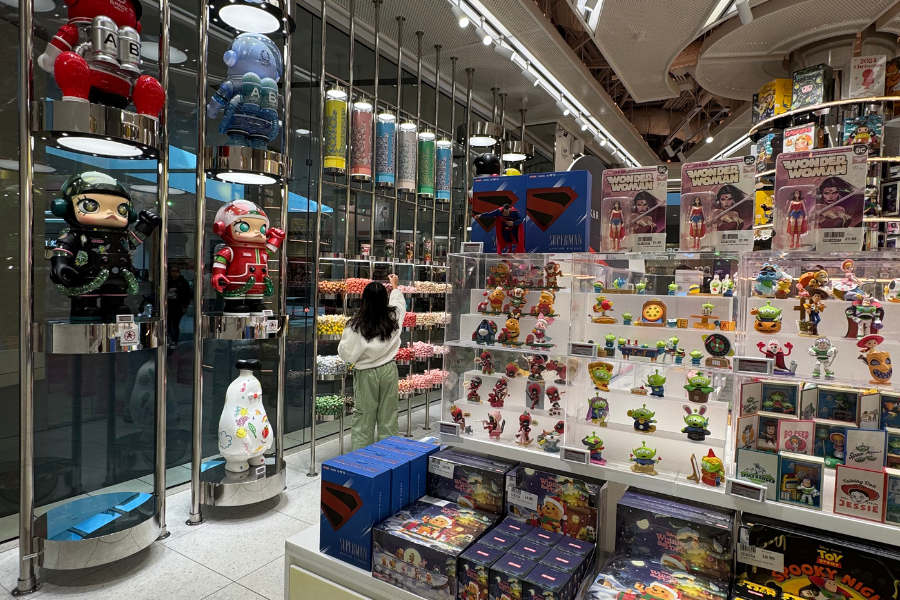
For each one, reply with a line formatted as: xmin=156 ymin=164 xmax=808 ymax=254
xmin=808 ymin=337 xmax=836 ymax=379
xmin=797 ymin=476 xmax=819 ymax=506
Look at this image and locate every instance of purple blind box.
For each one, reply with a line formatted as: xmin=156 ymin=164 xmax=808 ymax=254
xmin=490 ymin=553 xmax=537 ymax=600
xmin=509 ymin=538 xmax=551 ymax=562
xmin=480 ymin=531 xmax=518 ymax=552
xmin=352 ymin=450 xmax=410 ymax=514
xmin=426 ymin=449 xmax=516 ymax=515
xmin=523 ymin=564 xmax=576 ymax=600
xmin=542 ymin=548 xmax=583 ymax=574
xmin=554 ymin=537 xmax=592 ymax=558
xmin=497 ymin=517 xmax=533 ymax=538
xmin=524 ymin=527 xmax=563 ymax=547
xmin=458 ymin=543 xmax=505 ymax=600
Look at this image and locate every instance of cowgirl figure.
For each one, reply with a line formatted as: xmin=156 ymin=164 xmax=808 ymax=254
xmin=688 ymin=197 xmax=706 ymax=249
xmin=608 ymin=200 xmax=626 ymax=250
xmin=787 ymin=190 xmax=809 ymax=249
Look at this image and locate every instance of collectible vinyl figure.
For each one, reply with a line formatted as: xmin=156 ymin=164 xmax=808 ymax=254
xmin=592 ymin=296 xmax=616 ymax=323
xmin=808 ymin=337 xmax=836 ymax=379
xmin=543 ymin=262 xmax=563 ymax=289
xmin=786 ymin=190 xmax=809 ymax=249
xmin=627 ymin=404 xmax=657 ymax=433
xmin=700 ymin=450 xmax=723 ymax=487
xmin=530 ymin=291 xmax=556 ymax=317
xmin=588 ymin=361 xmax=614 ymax=392
xmin=482 ymin=411 xmax=505 ymax=439
xmin=757 ymin=340 xmax=796 ymax=375
xmin=38 ymin=0 xmax=164 ymax=116
xmin=689 ymin=349 xmax=704 ymax=366
xmin=805 ymin=292 xmax=825 ymax=335
xmin=478 ymin=202 xmax=524 ymax=254
xmin=525 ymin=381 xmax=543 ymax=410
xmin=516 ymin=411 xmax=533 ymax=446
xmin=449 ymin=404 xmax=472 ymax=434
xmin=478 ymin=287 xmax=506 ymax=314
xmin=630 ymin=442 xmax=660 ymax=475
xmin=751 ymin=300 xmax=783 ymax=333
xmin=211 ymin=200 xmax=285 ymax=316
xmin=858 ymin=334 xmax=892 ymax=384
xmin=526 ymin=314 xmax=554 ymax=348
xmin=546 ymin=387 xmax=563 ymax=416
xmin=504 ymin=287 xmax=527 ymax=317
xmin=488 ymin=378 xmax=509 ymax=408
xmin=207 ymin=33 xmax=283 ymax=148
xmin=644 ymin=369 xmax=666 ymax=397
xmin=479 ymin=351 xmax=495 ymax=375
xmin=688 ymin=197 xmax=706 ymax=250
xmin=473 ymin=319 xmax=499 ymax=345
xmin=682 ymin=405 xmax=711 ymax=441
xmin=845 ymin=294 xmax=884 ymax=338
xmin=684 ymin=372 xmax=714 ymax=403
xmin=754 ymin=263 xmax=782 ymax=296
xmin=586 ymin=395 xmax=609 ymax=426
xmin=49 ymin=172 xmax=161 ymax=321
xmin=608 ymin=200 xmax=627 ymax=250
xmin=218 ymin=359 xmax=272 ymax=472
xmin=537 ymin=430 xmax=561 ymax=453
xmin=582 ymin=432 xmax=605 ymax=465
xmin=466 ymin=377 xmax=483 ymax=403
xmin=497 ymin=316 xmax=522 ymax=346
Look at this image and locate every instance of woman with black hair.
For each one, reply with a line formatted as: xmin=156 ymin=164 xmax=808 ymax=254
xmin=338 ymin=274 xmax=406 ymax=450
xmin=714 ymin=184 xmax=747 ymax=231
xmin=631 ymin=191 xmax=658 ymax=234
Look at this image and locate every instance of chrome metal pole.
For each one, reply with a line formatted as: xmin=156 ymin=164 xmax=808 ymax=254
xmin=499 ymin=92 xmax=507 ymax=132
xmin=411 ymin=30 xmax=423 ymax=265
xmin=308 ymin=0 xmax=328 ymax=477
xmin=392 ymin=16 xmax=404 ymax=250
xmin=188 ymin=0 xmax=210 ymax=524
xmin=430 ymin=44 xmax=440 ymax=261
xmin=344 ymin=0 xmax=355 ymax=261
xmin=17 ymin=0 xmax=36 ymax=588
xmin=276 ymin=2 xmax=293 ymax=472
xmin=519 ymin=107 xmax=527 ymax=172
xmin=370 ymin=0 xmax=381 ymax=254
xmin=463 ymin=68 xmax=474 ymax=243
xmin=449 ymin=57 xmax=457 ymax=251
xmin=155 ymin=0 xmax=171 ymax=539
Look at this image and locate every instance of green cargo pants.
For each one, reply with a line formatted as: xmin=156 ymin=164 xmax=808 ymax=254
xmin=351 ymin=361 xmax=399 ymax=451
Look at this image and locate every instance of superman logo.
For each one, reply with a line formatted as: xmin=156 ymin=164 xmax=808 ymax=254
xmin=526 ymin=187 xmax=577 ymax=231
xmin=321 ymin=481 xmax=362 ymax=531
xmin=472 ymin=191 xmax=519 ymax=232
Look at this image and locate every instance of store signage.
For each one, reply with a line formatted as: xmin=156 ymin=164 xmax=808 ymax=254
xmin=460 ymin=242 xmax=483 ymax=253
xmin=568 ymin=342 xmax=597 ymax=358
xmin=266 ymin=319 xmax=279 ymax=333
xmin=119 ymin=322 xmax=139 ymax=347
xmin=262 ymin=309 xmax=274 ymax=316
xmin=732 ymin=356 xmax=774 ymax=376
xmin=726 ymin=477 xmax=766 ymax=502
xmin=561 ymin=446 xmax=590 ymax=465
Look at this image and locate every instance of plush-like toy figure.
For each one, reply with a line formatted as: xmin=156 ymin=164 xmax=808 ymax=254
xmin=207 ymin=33 xmax=283 ymax=148
xmin=211 ymin=200 xmax=286 ymax=316
xmin=38 ymin=0 xmax=164 ymax=116
xmin=49 ymin=171 xmax=160 ymax=321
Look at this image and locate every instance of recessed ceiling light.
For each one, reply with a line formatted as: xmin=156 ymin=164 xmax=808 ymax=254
xmin=140 ymin=42 xmax=187 ymax=64
xmin=216 ymin=172 xmax=277 ymax=185
xmin=295 ymin=128 xmax=311 ymax=135
xmin=57 ymin=137 xmax=143 ymax=158
xmin=218 ymin=4 xmax=281 ymax=33
xmin=469 ymin=135 xmax=496 ymax=147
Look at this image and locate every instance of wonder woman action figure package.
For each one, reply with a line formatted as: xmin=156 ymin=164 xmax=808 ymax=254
xmin=680 ymin=157 xmax=756 ymax=252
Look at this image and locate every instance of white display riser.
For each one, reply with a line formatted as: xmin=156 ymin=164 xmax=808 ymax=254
xmin=439 ymin=434 xmax=900 ymax=548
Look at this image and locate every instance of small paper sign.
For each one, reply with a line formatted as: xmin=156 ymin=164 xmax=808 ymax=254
xmin=737 ymin=543 xmax=784 ymax=571
xmin=733 ymin=356 xmax=774 ymax=376
xmin=428 ymin=456 xmax=455 ymax=479
xmin=262 ymin=309 xmax=274 ymax=316
xmin=119 ymin=323 xmax=139 ymax=346
xmin=726 ymin=477 xmax=766 ymax=502
xmin=561 ymin=446 xmax=590 ymax=465
xmin=266 ymin=319 xmax=279 ymax=333
xmin=507 ymin=487 xmax=539 ymax=512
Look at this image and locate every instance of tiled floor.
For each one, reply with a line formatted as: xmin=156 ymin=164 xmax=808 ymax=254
xmin=0 ymin=408 xmax=437 ymax=600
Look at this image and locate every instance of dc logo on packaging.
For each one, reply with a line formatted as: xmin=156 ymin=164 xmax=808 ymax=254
xmin=853 ymin=144 xmax=869 ymax=156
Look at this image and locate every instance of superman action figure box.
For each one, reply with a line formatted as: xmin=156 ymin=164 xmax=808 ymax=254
xmin=525 ymin=170 xmax=598 ymax=253
xmin=471 ymin=175 xmax=527 ymax=254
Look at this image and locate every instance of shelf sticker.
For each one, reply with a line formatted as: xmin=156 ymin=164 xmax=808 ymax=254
xmin=561 ymin=446 xmax=590 ymax=465
xmin=266 ymin=319 xmax=280 ymax=333
xmin=568 ymin=342 xmax=597 ymax=358
xmin=116 ymin=314 xmax=135 ymax=323
xmin=726 ymin=477 xmax=766 ymax=502
xmin=428 ymin=456 xmax=455 ymax=479
xmin=507 ymin=487 xmax=539 ymax=512
xmin=732 ymin=356 xmax=774 ymax=376
xmin=262 ymin=309 xmax=274 ymax=316
xmin=460 ymin=242 xmax=484 ymax=253
xmin=119 ymin=323 xmax=139 ymax=346
xmin=438 ymin=421 xmax=461 ymax=438
xmin=738 ymin=543 xmax=784 ymax=572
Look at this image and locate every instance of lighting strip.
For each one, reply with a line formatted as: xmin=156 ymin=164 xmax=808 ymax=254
xmin=449 ymin=0 xmax=639 ymax=167
xmin=711 ymin=135 xmax=751 ymax=161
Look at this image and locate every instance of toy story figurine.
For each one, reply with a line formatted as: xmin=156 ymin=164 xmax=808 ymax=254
xmin=757 ymin=339 xmax=796 ymax=375
xmin=482 ymin=411 xmax=505 ymax=439
xmin=487 ymin=378 xmax=509 ymax=408
xmin=504 ymin=287 xmax=527 ymax=317
xmin=586 ymin=395 xmax=609 ymax=426
xmin=684 ymin=372 xmax=714 ymax=403
xmin=667 ymin=282 xmax=677 ymax=295
xmin=515 ymin=411 xmax=533 ymax=446
xmin=797 ymin=265 xmax=832 ymax=298
xmin=688 ymin=197 xmax=706 ymax=250
xmin=207 ymin=33 xmax=283 ymax=148
xmin=546 ymin=386 xmax=563 ymax=416
xmin=751 ymin=300 xmax=782 ymax=333
xmin=603 ymin=334 xmax=617 ymax=358
xmin=537 ymin=430 xmax=561 ymax=453
xmin=581 ymin=432 xmax=605 ymax=465
xmin=621 ymin=311 xmax=634 ymax=326
xmin=832 ymin=259 xmax=862 ymax=299
xmin=786 ymin=189 xmax=808 ymax=248
xmin=608 ymin=200 xmax=627 ymax=250
xmin=858 ymin=334 xmax=892 ymax=384
xmin=700 ymin=450 xmax=723 ymax=487
xmin=49 ymin=172 xmax=161 ymax=321
xmin=682 ymin=405 xmax=711 ymax=441
xmin=473 ymin=319 xmax=498 ymax=345
xmin=636 ymin=278 xmax=648 ymax=294
xmin=808 ymin=337 xmax=836 ymax=379
xmin=805 ymin=292 xmax=825 ymax=336
xmin=543 ymin=262 xmax=564 ymax=289
xmin=709 ymin=274 xmax=722 ymax=295
xmin=886 ymin=279 xmax=900 ymax=303
xmin=592 ymin=296 xmax=616 ymax=323
xmin=466 ymin=377 xmax=483 ymax=403
xmin=588 ymin=361 xmax=614 ymax=392
xmin=627 ymin=404 xmax=657 ymax=432
xmin=449 ymin=404 xmax=472 ymax=434
xmin=530 ymin=291 xmax=556 ymax=317
xmin=722 ymin=275 xmax=735 ymax=297
xmin=497 ymin=316 xmax=522 ymax=346
xmin=674 ymin=348 xmax=686 ymax=364
xmin=477 ymin=286 xmax=506 ymax=314
xmin=644 ymin=369 xmax=666 ymax=397
xmin=211 ymin=199 xmax=286 ymax=316
xmin=845 ymin=294 xmax=884 ymax=338
xmin=689 ymin=348 xmax=703 ymax=366
xmin=797 ymin=476 xmax=820 ymax=506
xmin=526 ymin=314 xmax=555 ymax=348
xmin=630 ymin=442 xmax=660 ymax=475
xmin=754 ymin=263 xmax=782 ymax=296
xmin=478 ymin=351 xmax=494 ymax=375
xmin=38 ymin=0 xmax=165 ymax=117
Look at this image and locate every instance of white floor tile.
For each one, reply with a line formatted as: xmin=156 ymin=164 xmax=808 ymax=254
xmin=235 ymin=556 xmax=283 ymax=600
xmin=201 ymin=583 xmax=267 ymax=600
xmin=269 ymin=481 xmax=321 ymax=525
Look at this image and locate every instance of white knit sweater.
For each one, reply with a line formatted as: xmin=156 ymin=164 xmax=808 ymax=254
xmin=337 ymin=289 xmax=406 ymax=370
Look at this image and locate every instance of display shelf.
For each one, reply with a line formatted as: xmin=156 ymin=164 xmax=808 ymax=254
xmin=316 ymin=373 xmax=347 ymax=381
xmin=439 ymin=434 xmax=900 ymax=548
xmin=202 ymin=314 xmax=288 ymax=340
xmin=203 ymin=146 xmax=290 ymax=185
xmin=199 ymin=457 xmax=286 ymax=507
xmin=32 ymin=99 xmax=159 ymax=158
xmin=34 ymin=320 xmax=161 ymax=354
xmin=34 ymin=492 xmax=160 ymax=570
xmin=748 ymin=96 xmax=899 ymax=136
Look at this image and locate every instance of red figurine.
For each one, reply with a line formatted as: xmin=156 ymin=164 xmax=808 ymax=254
xmin=608 ymin=200 xmax=626 ymax=250
xmin=688 ymin=196 xmax=706 ymax=250
xmin=757 ymin=339 xmax=795 ymax=374
xmin=786 ymin=190 xmax=808 ymax=249
xmin=38 ymin=0 xmax=164 ymax=117
xmin=482 ymin=410 xmax=505 ymax=439
xmin=211 ymin=200 xmax=286 ymax=316
xmin=487 ymin=378 xmax=509 ymax=408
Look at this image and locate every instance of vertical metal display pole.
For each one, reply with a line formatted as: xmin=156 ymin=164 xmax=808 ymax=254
xmin=17 ymin=0 xmax=36 ymax=588
xmin=277 ymin=1 xmax=293 ymax=470
xmin=411 ymin=31 xmax=422 ymax=264
xmin=430 ymin=45 xmax=440 ymax=259
xmin=449 ymin=57 xmax=457 ymax=252
xmin=339 ymin=0 xmax=355 ymax=456
xmin=308 ymin=0 xmax=328 ymax=478
xmin=519 ymin=108 xmax=527 ymax=172
xmin=370 ymin=0 xmax=381 ymax=255
xmin=463 ymin=68 xmax=474 ymax=243
xmin=188 ymin=0 xmax=210 ymax=524
xmin=392 ymin=16 xmax=404 ymax=249
xmin=155 ymin=0 xmax=171 ymax=539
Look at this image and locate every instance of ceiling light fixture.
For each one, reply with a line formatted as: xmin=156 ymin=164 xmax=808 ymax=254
xmin=520 ymin=61 xmax=539 ymax=86
xmin=57 ymin=137 xmax=144 ymax=158
xmin=593 ymin=134 xmax=607 ymax=147
xmin=216 ymin=3 xmax=281 ymax=34
xmin=451 ymin=2 xmax=469 ymax=27
xmin=706 ymin=134 xmax=714 ymax=143
xmin=574 ymin=115 xmax=588 ymax=131
xmin=736 ymin=0 xmax=753 ymax=25
xmin=475 ymin=18 xmax=492 ymax=45
xmin=494 ymin=37 xmax=516 ymax=61
xmin=216 ymin=171 xmax=278 ymax=185
xmin=555 ymin=100 xmax=571 ymax=116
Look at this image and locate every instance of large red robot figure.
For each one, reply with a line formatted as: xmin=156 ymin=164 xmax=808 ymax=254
xmin=37 ymin=0 xmax=164 ymax=117
xmin=211 ymin=200 xmax=286 ymax=316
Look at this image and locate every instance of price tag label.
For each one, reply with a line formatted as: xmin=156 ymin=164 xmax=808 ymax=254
xmin=428 ymin=457 xmax=455 ymax=479
xmin=262 ymin=309 xmax=274 ymax=316
xmin=733 ymin=356 xmax=774 ymax=376
xmin=726 ymin=477 xmax=766 ymax=502
xmin=116 ymin=314 xmax=135 ymax=323
xmin=737 ymin=544 xmax=784 ymax=571
xmin=438 ymin=421 xmax=461 ymax=438
xmin=266 ymin=319 xmax=280 ymax=333
xmin=561 ymin=446 xmax=590 ymax=465
xmin=507 ymin=487 xmax=538 ymax=512
xmin=119 ymin=323 xmax=139 ymax=346
xmin=460 ymin=242 xmax=484 ymax=253
xmin=568 ymin=342 xmax=597 ymax=358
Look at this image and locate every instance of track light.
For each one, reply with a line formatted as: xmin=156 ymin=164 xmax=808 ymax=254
xmin=555 ymin=100 xmax=570 ymax=116
xmin=594 ymin=133 xmax=607 ymax=146
xmin=706 ymin=134 xmax=714 ymax=143
xmin=494 ymin=38 xmax=516 ymax=61
xmin=574 ymin=115 xmax=588 ymax=131
xmin=475 ymin=18 xmax=492 ymax=45
xmin=451 ymin=3 xmax=469 ymax=27
xmin=521 ymin=63 xmax=539 ymax=86
xmin=736 ymin=0 xmax=752 ymax=25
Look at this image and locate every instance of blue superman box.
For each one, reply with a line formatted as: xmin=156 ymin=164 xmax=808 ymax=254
xmin=353 ymin=449 xmax=410 ymax=515
xmin=319 ymin=456 xmax=391 ymax=570
xmin=471 ymin=175 xmax=527 ymax=254
xmin=525 ymin=170 xmax=597 ymax=253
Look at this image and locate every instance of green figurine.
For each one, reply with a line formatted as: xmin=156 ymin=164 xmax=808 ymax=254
xmin=644 ymin=369 xmax=666 ymax=397
xmin=603 ymin=333 xmax=617 ymax=357
xmin=581 ymin=431 xmax=605 ymax=465
xmin=684 ymin=372 xmax=714 ymax=403
xmin=627 ymin=404 xmax=657 ymax=432
xmin=630 ymin=442 xmax=660 ymax=475
xmin=636 ymin=278 xmax=648 ymax=295
xmin=668 ymin=282 xmax=677 ymax=295
xmin=682 ymin=405 xmax=711 ymax=441
xmin=689 ymin=348 xmax=703 ymax=366
xmin=622 ymin=311 xmax=634 ymax=325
